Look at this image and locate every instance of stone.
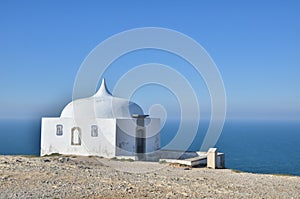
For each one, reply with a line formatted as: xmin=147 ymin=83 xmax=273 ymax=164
xmin=58 ymin=157 xmax=67 ymax=163
xmin=207 ymin=148 xmax=217 ymax=169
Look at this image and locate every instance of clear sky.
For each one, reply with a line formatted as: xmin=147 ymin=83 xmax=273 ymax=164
xmin=0 ymin=0 xmax=299 ymax=121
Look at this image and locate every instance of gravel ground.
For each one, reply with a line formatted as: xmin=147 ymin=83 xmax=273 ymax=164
xmin=0 ymin=155 xmax=300 ymax=198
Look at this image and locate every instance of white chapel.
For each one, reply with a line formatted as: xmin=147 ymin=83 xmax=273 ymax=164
xmin=41 ymin=79 xmax=161 ymax=160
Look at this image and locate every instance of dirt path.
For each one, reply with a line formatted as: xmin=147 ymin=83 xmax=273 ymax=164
xmin=0 ymin=155 xmax=299 ymax=198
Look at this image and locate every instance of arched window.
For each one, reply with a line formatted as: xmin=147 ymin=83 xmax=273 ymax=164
xmin=56 ymin=124 xmax=63 ymax=136
xmin=91 ymin=125 xmax=98 ymax=137
xmin=71 ymin=127 xmax=81 ymax=145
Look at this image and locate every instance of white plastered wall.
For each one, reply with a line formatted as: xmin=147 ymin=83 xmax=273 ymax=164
xmin=41 ymin=117 xmax=117 ymax=158
xmin=115 ymin=118 xmax=160 ymax=157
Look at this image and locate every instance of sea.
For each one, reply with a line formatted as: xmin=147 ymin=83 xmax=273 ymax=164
xmin=0 ymin=118 xmax=299 ymax=176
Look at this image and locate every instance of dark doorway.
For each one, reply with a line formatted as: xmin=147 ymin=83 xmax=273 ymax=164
xmin=133 ymin=114 xmax=149 ymax=160
xmin=136 ymin=129 xmax=146 ymax=154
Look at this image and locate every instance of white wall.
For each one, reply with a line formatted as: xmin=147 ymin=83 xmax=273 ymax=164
xmin=41 ymin=117 xmax=116 ymax=157
xmin=115 ymin=118 xmax=160 ymax=158
xmin=144 ymin=118 xmax=160 ymax=153
xmin=41 ymin=117 xmax=161 ymax=160
xmin=115 ymin=119 xmax=136 ymax=156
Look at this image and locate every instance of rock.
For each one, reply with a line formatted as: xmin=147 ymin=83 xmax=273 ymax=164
xmin=58 ymin=157 xmax=66 ymax=163
xmin=1 ymin=176 xmax=9 ymax=180
xmin=181 ymin=192 xmax=188 ymax=197
xmin=0 ymin=156 xmax=300 ymax=198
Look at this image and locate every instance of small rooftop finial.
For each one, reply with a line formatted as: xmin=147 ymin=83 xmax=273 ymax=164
xmin=94 ymin=78 xmax=112 ymax=97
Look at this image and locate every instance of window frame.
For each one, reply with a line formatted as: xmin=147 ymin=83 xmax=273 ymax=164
xmin=91 ymin=125 xmax=99 ymax=137
xmin=56 ymin=124 xmax=63 ymax=136
xmin=71 ymin=127 xmax=81 ymax=146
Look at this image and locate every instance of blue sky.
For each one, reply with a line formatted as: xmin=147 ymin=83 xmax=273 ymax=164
xmin=0 ymin=0 xmax=299 ymax=120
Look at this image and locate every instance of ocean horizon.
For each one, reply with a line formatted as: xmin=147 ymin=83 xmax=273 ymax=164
xmin=0 ymin=118 xmax=299 ymax=176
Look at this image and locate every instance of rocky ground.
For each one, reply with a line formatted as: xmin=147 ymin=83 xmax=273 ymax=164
xmin=0 ymin=155 xmax=300 ymax=199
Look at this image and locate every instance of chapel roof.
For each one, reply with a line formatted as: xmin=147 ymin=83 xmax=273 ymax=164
xmin=60 ymin=79 xmax=143 ymax=118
